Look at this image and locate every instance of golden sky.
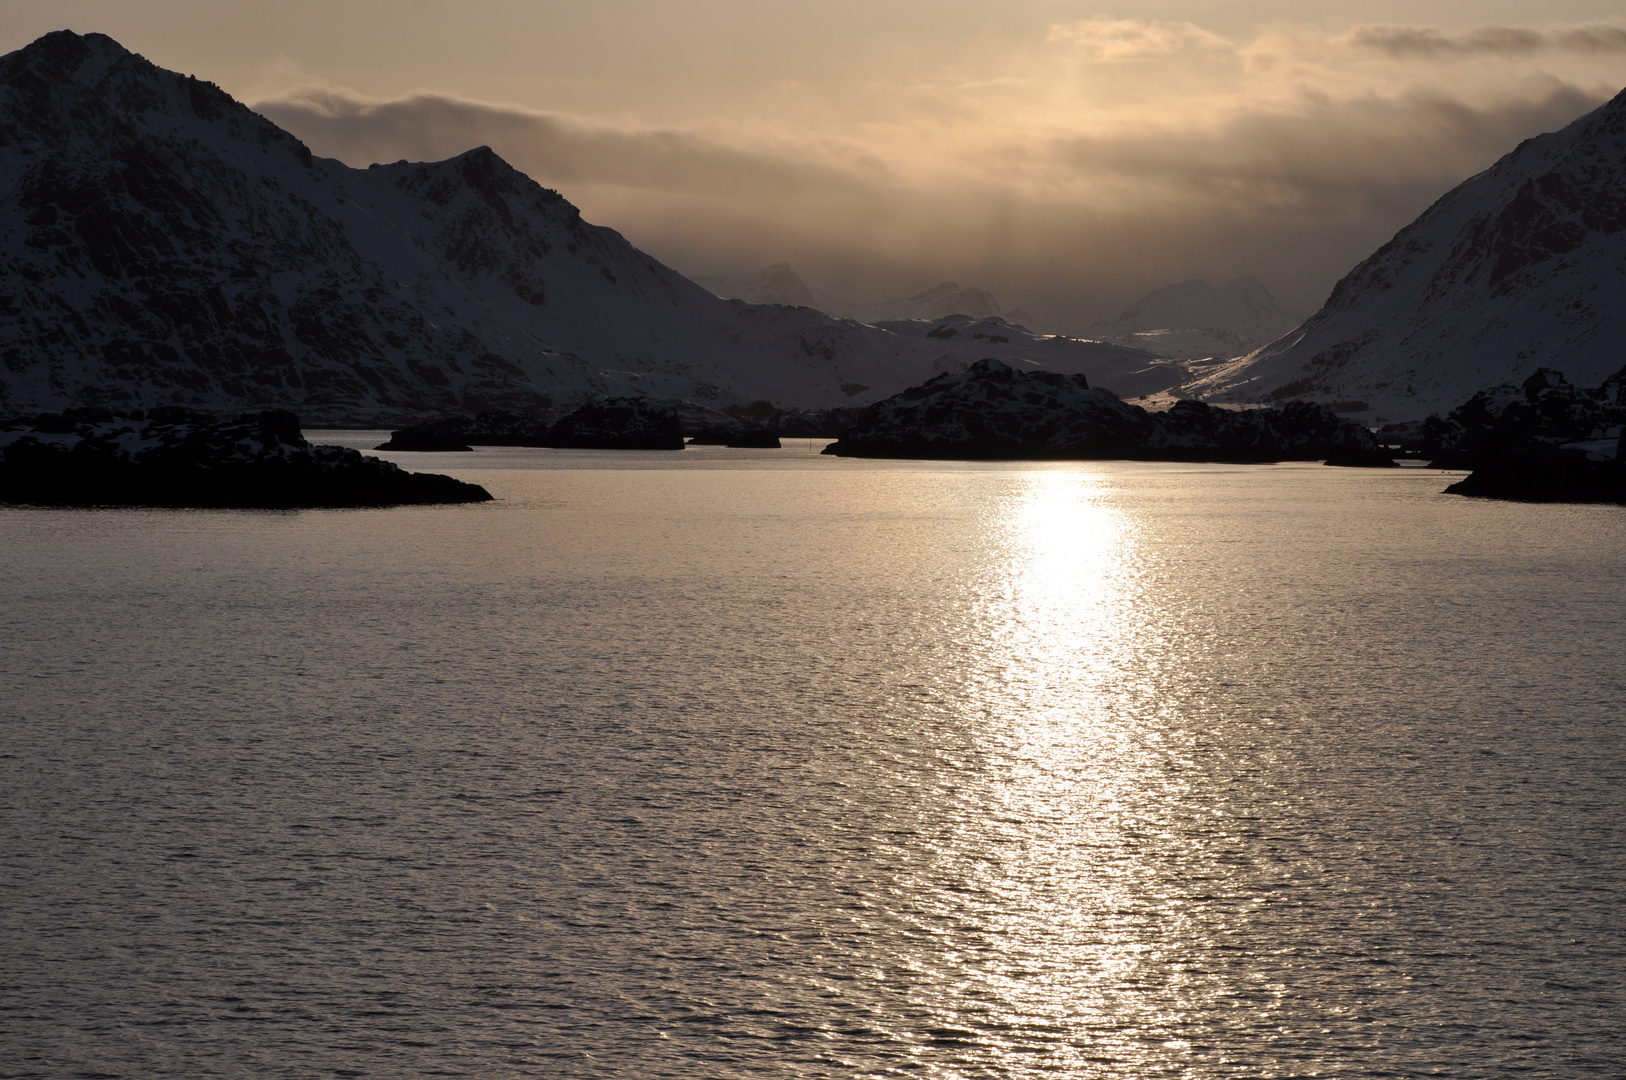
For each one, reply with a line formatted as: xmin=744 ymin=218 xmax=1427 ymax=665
xmin=7 ymin=1 xmax=1626 ymax=326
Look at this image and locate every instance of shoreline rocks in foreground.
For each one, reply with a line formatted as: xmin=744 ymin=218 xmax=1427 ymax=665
xmin=1 ymin=409 xmax=492 ymax=508
xmin=822 ymin=359 xmax=1387 ymax=463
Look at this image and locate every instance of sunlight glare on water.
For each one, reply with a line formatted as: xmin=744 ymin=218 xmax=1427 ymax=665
xmin=1 ymin=451 xmax=1622 ymax=1079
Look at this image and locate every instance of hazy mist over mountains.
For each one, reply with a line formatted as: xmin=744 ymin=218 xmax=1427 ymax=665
xmin=255 ymin=81 xmax=1607 ymax=333
xmin=218 ymin=12 xmax=1626 ymax=330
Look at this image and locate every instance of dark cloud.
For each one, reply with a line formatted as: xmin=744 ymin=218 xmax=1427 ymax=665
xmin=257 ymin=91 xmax=860 ymax=202
xmin=1553 ymin=25 xmax=1626 ymax=53
xmin=1351 ymin=22 xmax=1626 ymax=57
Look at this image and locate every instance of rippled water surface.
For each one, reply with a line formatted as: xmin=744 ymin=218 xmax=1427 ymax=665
xmin=3 ymin=442 xmax=1623 ymax=1078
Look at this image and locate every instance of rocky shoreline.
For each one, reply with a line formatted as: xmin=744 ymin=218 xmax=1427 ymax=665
xmin=0 ymin=409 xmax=491 ymax=508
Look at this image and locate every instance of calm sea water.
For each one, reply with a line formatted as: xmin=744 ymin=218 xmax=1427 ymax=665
xmin=2 ymin=441 xmax=1622 ymax=1079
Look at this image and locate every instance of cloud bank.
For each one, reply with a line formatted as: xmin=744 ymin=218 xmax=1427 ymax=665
xmin=254 ymin=19 xmax=1626 ymax=329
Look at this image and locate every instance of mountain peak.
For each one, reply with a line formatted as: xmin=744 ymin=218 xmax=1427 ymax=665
xmin=0 ymin=30 xmax=304 ymax=161
xmin=5 ymin=28 xmax=126 ymax=72
xmin=0 ymin=30 xmax=160 ymax=97
xmin=452 ymin=144 xmax=534 ymax=199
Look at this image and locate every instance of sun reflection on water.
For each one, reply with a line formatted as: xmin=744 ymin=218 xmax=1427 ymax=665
xmin=921 ymin=468 xmax=1215 ymax=1074
xmin=987 ymin=468 xmax=1139 ymax=706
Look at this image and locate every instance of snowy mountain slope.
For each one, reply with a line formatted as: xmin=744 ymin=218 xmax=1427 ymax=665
xmin=1088 ymin=277 xmax=1300 ymax=360
xmin=0 ymin=32 xmax=1170 ymax=422
xmin=1189 ymin=89 xmax=1626 ymax=421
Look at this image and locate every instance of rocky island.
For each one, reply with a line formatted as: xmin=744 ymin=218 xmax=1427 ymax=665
xmin=822 ymin=359 xmax=1387 ymax=462
xmin=0 ymin=409 xmax=491 ymax=507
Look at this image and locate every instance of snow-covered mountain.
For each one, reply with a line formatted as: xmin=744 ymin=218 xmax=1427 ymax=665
xmin=0 ymin=31 xmax=1169 ymax=421
xmin=1189 ymin=89 xmax=1626 ymax=421
xmin=1088 ymin=277 xmax=1301 ymax=361
xmin=692 ymin=265 xmax=1036 ymax=330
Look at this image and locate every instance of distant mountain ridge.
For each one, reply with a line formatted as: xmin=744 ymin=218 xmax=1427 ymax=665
xmin=691 ymin=264 xmax=1035 ymax=330
xmin=1087 ymin=277 xmax=1301 ymax=361
xmin=0 ymin=31 xmax=1174 ymax=421
xmin=1191 ymin=87 xmax=1626 ymax=421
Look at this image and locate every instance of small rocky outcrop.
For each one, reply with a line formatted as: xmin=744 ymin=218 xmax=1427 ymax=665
xmin=543 ymin=398 xmax=684 ymax=450
xmin=1375 ymin=420 xmax=1429 ymax=456
xmin=0 ymin=408 xmax=492 ymax=507
xmin=376 ymin=411 xmax=554 ymax=450
xmin=685 ymin=408 xmax=856 ymax=443
xmin=822 ymin=359 xmax=1383 ymax=462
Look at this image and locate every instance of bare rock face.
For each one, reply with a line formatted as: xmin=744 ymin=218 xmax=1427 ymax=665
xmin=0 ymin=408 xmax=492 ymax=506
xmin=823 ymin=359 xmax=1382 ymax=462
xmin=543 ymin=398 xmax=684 ymax=450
